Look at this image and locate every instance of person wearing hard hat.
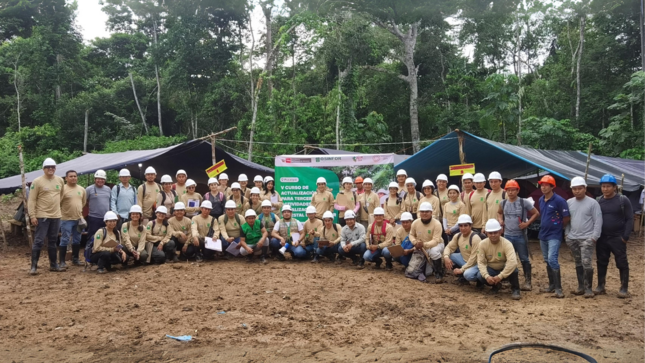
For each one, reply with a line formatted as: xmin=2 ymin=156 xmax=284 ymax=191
xmin=497 ymin=179 xmax=539 ymax=291
xmin=269 ymin=205 xmax=305 ymax=260
xmin=384 ymin=182 xmax=402 ymax=227
xmin=166 ymin=202 xmax=192 ymax=262
xmin=244 ymin=187 xmax=264 ymax=216
xmin=354 ymin=176 xmax=365 ymax=195
xmin=239 ymin=209 xmax=270 ymax=264
xmin=466 ymin=173 xmax=489 ymax=237
xmin=253 ymin=175 xmax=264 ymax=190
xmin=59 ymin=169 xmax=87 ymax=268
xmin=156 ymin=175 xmax=178 ymax=219
xmin=335 ymin=177 xmax=360 ymax=227
xmin=402 ymin=177 xmax=422 ymax=220
xmin=181 ymin=179 xmax=203 ymax=217
xmin=302 ymin=205 xmax=322 ymax=257
xmin=595 ymin=173 xmax=633 ymax=299
xmin=144 ymin=206 xmax=172 ymax=264
xmin=111 ymin=169 xmax=137 ymax=231
xmin=137 ymin=166 xmax=161 ymax=222
xmin=90 ymin=211 xmax=128 ymax=274
xmin=258 ymin=200 xmax=280 ymax=248
xmin=436 ymin=174 xmax=449 ymax=209
xmin=204 ymin=178 xmax=226 ymax=220
xmin=358 ymin=178 xmax=379 ymax=230
xmin=191 ymin=200 xmax=219 ymax=260
xmin=120 ymin=205 xmax=147 ymax=265
xmin=86 ymin=169 xmax=112 ymax=240
xmin=312 ymin=211 xmax=342 ymax=263
xmin=474 ymin=219 xmax=521 ymax=300
xmin=218 ymin=200 xmax=245 ymax=256
xmin=445 ymin=214 xmax=482 ymax=285
xmin=395 ymin=169 xmax=407 ymax=196
xmin=406 ymin=202 xmax=445 ymax=282
xmin=460 ymin=173 xmax=474 ymax=203
xmin=382 ymin=212 xmax=415 ymax=268
xmin=564 ymin=177 xmax=602 ymax=298
xmin=537 ymin=175 xmax=570 ymax=299
xmin=311 ymin=177 xmax=335 ymax=219
xmin=362 ymin=207 xmax=394 ymax=269
xmin=228 ymin=182 xmax=246 ymax=215
xmin=337 ymin=210 xmax=366 ymax=266
xmin=485 ymin=171 xmax=506 ymax=221
xmin=238 ymin=174 xmax=251 ymax=199
xmin=218 ymin=173 xmax=231 ymax=198
xmin=442 ymin=185 xmax=467 ymax=240
xmin=261 ymin=176 xmax=283 ymax=213
xmin=27 ymin=158 xmax=66 ymax=274
xmin=419 ymin=180 xmax=441 ymax=221
xmin=173 ymin=170 xmax=188 ymax=196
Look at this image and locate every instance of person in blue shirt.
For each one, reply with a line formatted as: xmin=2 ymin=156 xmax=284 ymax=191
xmin=537 ymin=175 xmax=570 ymax=299
xmin=111 ymin=169 xmax=137 ymax=231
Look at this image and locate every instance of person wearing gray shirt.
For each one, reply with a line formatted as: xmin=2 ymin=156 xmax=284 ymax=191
xmin=565 ymin=177 xmax=603 ymax=298
xmin=86 ymin=170 xmax=112 ymax=238
xmin=337 ymin=211 xmax=366 ymax=266
xmin=111 ymin=169 xmax=137 ymax=229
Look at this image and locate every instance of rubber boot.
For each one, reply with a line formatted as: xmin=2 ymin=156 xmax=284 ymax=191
xmin=583 ymin=268 xmax=595 ymax=298
xmin=71 ymin=244 xmax=83 ymax=266
xmin=29 ymin=249 xmax=40 ymax=275
xmin=552 ymin=269 xmax=564 ymax=298
xmin=521 ymin=262 xmax=532 ymax=291
xmin=327 ymin=253 xmax=336 ymax=263
xmin=58 ymin=247 xmax=68 ymax=270
xmin=357 ymin=258 xmax=365 ymax=269
xmin=571 ymin=266 xmax=584 ymax=295
xmin=433 ymin=259 xmax=444 ymax=284
xmin=594 ymin=264 xmax=607 ymax=295
xmin=48 ymin=247 xmax=65 ymax=272
xmin=491 ymin=282 xmax=501 ymax=294
xmin=509 ymin=271 xmax=521 ymax=300
xmin=540 ymin=265 xmax=555 ymax=293
xmin=373 ymin=257 xmax=382 ymax=269
xmin=617 ymin=268 xmax=630 ymax=299
xmin=311 ymin=254 xmax=320 ymax=263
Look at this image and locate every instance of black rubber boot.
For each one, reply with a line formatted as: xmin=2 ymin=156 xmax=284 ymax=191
xmin=571 ymin=266 xmax=584 ymax=295
xmin=327 ymin=253 xmax=336 ymax=263
xmin=385 ymin=261 xmax=393 ymax=270
xmin=552 ymin=269 xmax=564 ymax=298
xmin=71 ymin=244 xmax=83 ymax=266
xmin=521 ymin=262 xmax=532 ymax=291
xmin=509 ymin=271 xmax=521 ymax=300
xmin=540 ymin=265 xmax=555 ymax=293
xmin=373 ymin=257 xmax=382 ymax=269
xmin=311 ymin=254 xmax=320 ymax=263
xmin=584 ymin=268 xmax=595 ymax=298
xmin=357 ymin=258 xmax=365 ymax=269
xmin=48 ymin=247 xmax=65 ymax=272
xmin=58 ymin=247 xmax=68 ymax=270
xmin=260 ymin=247 xmax=268 ymax=265
xmin=491 ymin=283 xmax=501 ymax=294
xmin=29 ymin=249 xmax=40 ymax=275
xmin=617 ymin=268 xmax=630 ymax=299
xmin=594 ymin=264 xmax=607 ymax=295
xmin=433 ymin=259 xmax=444 ymax=284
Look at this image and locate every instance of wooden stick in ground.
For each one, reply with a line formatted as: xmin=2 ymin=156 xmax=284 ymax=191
xmin=0 ymin=213 xmax=7 ymax=250
xmin=583 ymin=142 xmax=592 ymax=182
xmin=18 ymin=145 xmax=33 ymax=247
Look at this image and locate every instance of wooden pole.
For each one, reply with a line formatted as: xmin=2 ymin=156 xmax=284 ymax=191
xmin=18 ymin=145 xmax=33 ymax=247
xmin=0 ymin=211 xmax=7 ymax=250
xmin=583 ymin=142 xmax=592 ymax=182
xmin=620 ymin=174 xmax=624 ymax=194
xmin=456 ymin=129 xmax=466 ymax=164
xmin=211 ymin=136 xmax=216 ymax=165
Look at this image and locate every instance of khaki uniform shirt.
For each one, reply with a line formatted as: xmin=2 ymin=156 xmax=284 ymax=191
xmin=311 ymin=190 xmax=335 ymax=219
xmin=444 ymin=200 xmax=467 ymax=228
xmin=335 ymin=190 xmax=357 ymax=219
xmin=60 ymin=184 xmax=86 ymax=220
xmin=365 ymin=221 xmax=395 ymax=249
xmin=146 ymin=220 xmax=170 ymax=245
xmin=181 ymin=192 xmax=203 ymax=217
xmin=121 ymin=222 xmax=147 ymax=253
xmin=466 ymin=189 xmax=489 ymax=229
xmin=303 ymin=218 xmax=323 ymax=245
xmin=167 ymin=216 xmax=192 ymax=240
xmin=384 ymin=196 xmax=402 ymax=222
xmin=192 ymin=214 xmax=218 ymax=239
xmin=477 ymin=237 xmax=518 ymax=279
xmin=137 ymin=182 xmax=160 ymax=218
xmin=486 ymin=189 xmax=506 ymax=221
xmin=359 ymin=191 xmax=380 ymax=222
xmin=419 ymin=195 xmax=441 ymax=221
xmin=218 ymin=213 xmax=245 ymax=239
xmin=443 ymin=232 xmax=481 ymax=266
xmin=28 ymin=175 xmax=65 ymax=218
xmin=321 ymin=223 xmax=342 ymax=246
xmin=409 ymin=218 xmax=443 ymax=249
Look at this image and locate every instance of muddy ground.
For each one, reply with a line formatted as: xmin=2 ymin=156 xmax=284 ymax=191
xmin=0 ymin=227 xmax=643 ymax=362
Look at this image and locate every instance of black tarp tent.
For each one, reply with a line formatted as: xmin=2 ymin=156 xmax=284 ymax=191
xmin=395 ymin=131 xmax=644 ymax=192
xmin=0 ymin=140 xmax=274 ymax=194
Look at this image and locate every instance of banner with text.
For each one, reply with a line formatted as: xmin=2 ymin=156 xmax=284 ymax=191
xmin=275 ymin=154 xmax=395 ymax=221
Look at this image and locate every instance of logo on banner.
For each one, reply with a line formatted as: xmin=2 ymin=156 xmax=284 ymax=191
xmin=280 ymin=177 xmax=299 ymax=183
xmin=352 ymin=156 xmax=363 ymax=162
xmin=372 ymin=156 xmax=382 ymax=163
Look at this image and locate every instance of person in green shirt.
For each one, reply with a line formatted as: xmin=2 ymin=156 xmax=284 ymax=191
xmin=239 ymin=209 xmax=269 ymax=264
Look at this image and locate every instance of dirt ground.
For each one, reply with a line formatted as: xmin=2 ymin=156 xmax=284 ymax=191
xmin=0 ymin=225 xmax=643 ymax=362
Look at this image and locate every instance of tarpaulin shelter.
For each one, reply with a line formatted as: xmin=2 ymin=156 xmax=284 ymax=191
xmin=0 ymin=140 xmax=274 ymax=195
xmin=395 ymin=131 xmax=644 ymax=192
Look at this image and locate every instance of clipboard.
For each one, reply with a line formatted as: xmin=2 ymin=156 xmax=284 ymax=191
xmin=102 ymin=240 xmax=119 ymax=248
xmin=205 ymin=237 xmax=222 ymax=251
xmin=317 ymin=239 xmax=330 ymax=247
xmin=387 ymin=245 xmax=404 ymax=258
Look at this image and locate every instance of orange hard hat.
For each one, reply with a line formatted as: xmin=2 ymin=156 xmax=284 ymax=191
xmin=355 ymin=176 xmax=364 ymax=183
xmin=538 ymin=175 xmax=556 ymax=187
xmin=504 ymin=179 xmax=520 ymax=190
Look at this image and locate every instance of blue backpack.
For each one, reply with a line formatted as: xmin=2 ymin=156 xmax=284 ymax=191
xmin=84 ymin=227 xmax=120 ymax=267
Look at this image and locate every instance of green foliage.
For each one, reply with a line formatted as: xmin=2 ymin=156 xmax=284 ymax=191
xmin=100 ymin=132 xmax=187 ymax=154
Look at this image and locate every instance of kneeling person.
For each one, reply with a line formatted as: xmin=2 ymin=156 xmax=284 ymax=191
xmin=314 ymin=211 xmax=342 ymax=262
xmin=167 ymin=202 xmax=192 ymax=262
xmin=270 ymin=205 xmax=305 ymax=260
xmin=406 ymin=202 xmax=444 ymax=283
xmin=121 ymin=205 xmax=147 ymax=265
xmin=363 ymin=207 xmax=395 ymax=269
xmin=445 ymin=214 xmax=481 ymax=284
xmin=383 ymin=212 xmax=415 ymax=268
xmin=191 ymin=201 xmax=219 ymax=260
xmin=145 ymin=206 xmax=173 ymax=264
xmin=475 ymin=219 xmax=521 ymax=300
xmin=91 ymin=212 xmax=128 ymax=273
xmin=338 ymin=210 xmax=366 ymax=266
xmin=239 ymin=210 xmax=269 ymax=263
xmin=218 ymin=200 xmax=245 ymax=256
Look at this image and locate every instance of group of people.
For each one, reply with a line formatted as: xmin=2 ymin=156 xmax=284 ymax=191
xmin=27 ymin=158 xmax=634 ymax=301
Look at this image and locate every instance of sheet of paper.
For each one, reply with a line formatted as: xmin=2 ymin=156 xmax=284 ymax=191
xmin=291 ymin=232 xmax=300 ymax=243
xmin=226 ymin=241 xmax=241 ymax=256
xmin=205 ymin=237 xmax=222 ymax=251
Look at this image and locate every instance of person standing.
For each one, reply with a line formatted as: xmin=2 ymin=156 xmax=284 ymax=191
xmin=537 ymin=175 xmax=570 ymax=299
xmin=261 ymin=176 xmax=283 ymax=213
xmin=110 ymin=169 xmax=137 ymax=231
xmin=137 ymin=166 xmax=160 ymax=222
xmin=181 ymin=179 xmax=203 ymax=217
xmin=384 ymin=182 xmax=402 ymax=227
xmin=243 ymin=187 xmax=263 ymax=216
xmin=395 ymin=170 xmax=407 ymax=197
xmin=27 ymin=158 xmax=66 ymax=275
xmin=173 ymin=170 xmax=188 ymax=196
xmin=354 ymin=177 xmax=365 ymax=195
xmin=311 ymin=177 xmax=335 ymax=219
xmin=595 ymin=174 xmax=633 ymax=298
xmin=401 ymin=178 xmax=422 ymax=220
xmin=253 ymin=175 xmax=264 ymax=190
xmin=486 ymin=172 xmax=506 ymax=221
xmin=228 ymin=182 xmax=246 ymax=215
xmin=335 ymin=177 xmax=360 ymax=227
xmin=86 ymin=170 xmax=112 ymax=240
xmin=238 ymin=174 xmax=251 ymax=199
xmin=443 ymin=185 xmax=466 ymax=238
xmin=337 ymin=210 xmax=366 ymax=266
xmin=565 ymin=177 xmax=602 ymax=298
xmin=460 ymin=173 xmax=474 ymax=203
xmin=156 ymin=175 xmax=177 ymax=219
xmin=419 ymin=180 xmax=441 ymax=221
xmin=358 ymin=178 xmax=379 ymax=230
xmin=436 ymin=174 xmax=449 ymax=211
xmin=59 ymin=170 xmax=87 ymax=268
xmin=466 ymin=173 xmax=489 ymax=237
xmin=218 ymin=173 xmax=232 ymax=198
xmin=204 ymin=178 xmax=226 ymax=220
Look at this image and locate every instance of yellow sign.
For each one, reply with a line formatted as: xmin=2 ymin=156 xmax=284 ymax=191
xmin=205 ymin=160 xmax=227 ymax=178
xmin=449 ymin=163 xmax=475 ymax=176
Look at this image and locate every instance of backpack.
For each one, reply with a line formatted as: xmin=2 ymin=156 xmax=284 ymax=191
xmin=160 ymin=190 xmax=178 ymax=207
xmin=224 ymin=213 xmax=241 ymax=227
xmin=501 ymin=199 xmax=526 ymax=223
xmin=403 ymin=191 xmax=422 ymax=210
xmin=84 ymin=227 xmax=121 ymax=264
xmin=369 ymin=222 xmax=387 ymax=244
xmin=206 ymin=216 xmax=216 ymax=238
xmin=596 ymin=194 xmax=628 ymax=218
xmin=323 ymin=223 xmax=338 ymax=241
xmin=144 ymin=182 xmax=162 ymax=209
xmin=486 ymin=190 xmax=506 ymax=202
xmin=455 ymin=232 xmax=475 ymax=247
xmin=206 ymin=191 xmax=226 ymax=217
xmin=386 ymin=196 xmax=403 ymax=206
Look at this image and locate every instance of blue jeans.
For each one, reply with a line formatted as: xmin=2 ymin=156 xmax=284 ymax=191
xmin=60 ymin=220 xmax=81 ymax=247
xmin=269 ymin=237 xmax=284 ymax=255
xmin=463 ymin=265 xmax=480 ymax=282
xmin=363 ymin=248 xmax=383 ymax=262
xmin=450 ymin=253 xmax=466 ymax=268
xmin=291 ymin=244 xmax=314 ymax=259
xmin=540 ymin=238 xmax=561 ymax=270
xmin=338 ymin=243 xmax=366 ymax=260
xmin=316 ymin=245 xmax=336 ymax=257
xmin=506 ymin=234 xmax=530 ymax=265
xmin=475 ymin=266 xmax=519 ymax=284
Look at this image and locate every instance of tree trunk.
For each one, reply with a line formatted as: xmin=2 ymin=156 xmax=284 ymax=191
xmin=575 ymin=16 xmax=586 ymax=127
xmin=248 ymin=11 xmax=257 ymax=162
xmin=18 ymin=145 xmax=33 ymax=247
xmin=129 ymin=72 xmax=149 ymax=134
xmin=516 ymin=16 xmax=522 ymax=145
xmin=262 ymin=4 xmax=273 ymax=99
xmin=153 ymin=20 xmax=163 ymax=136
xmin=402 ymin=29 xmax=421 ymax=154
xmin=336 ymin=66 xmax=349 ymax=150
xmin=13 ymin=61 xmax=21 ymax=132
xmin=84 ymin=109 xmax=89 ymax=153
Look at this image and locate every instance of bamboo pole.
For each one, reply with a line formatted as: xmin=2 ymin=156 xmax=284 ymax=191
xmin=583 ymin=142 xmax=592 ymax=182
xmin=18 ymin=145 xmax=33 ymax=247
xmin=211 ymin=136 xmax=216 ymax=165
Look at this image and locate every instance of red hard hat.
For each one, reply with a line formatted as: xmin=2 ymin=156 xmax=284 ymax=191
xmin=504 ymin=179 xmax=520 ymax=190
xmin=538 ymin=175 xmax=556 ymax=187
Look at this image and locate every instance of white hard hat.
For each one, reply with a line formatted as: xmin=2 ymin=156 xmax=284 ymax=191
xmin=119 ymin=169 xmax=131 ymax=177
xmin=254 ymin=175 xmax=263 ymax=182
xmin=322 ymin=211 xmax=334 ymax=219
xmin=388 ymin=182 xmax=398 ymax=189
xmin=457 ymin=214 xmax=473 ymax=224
xmin=316 ymin=177 xmax=327 ymax=184
xmin=103 ymin=211 xmax=118 ymax=221
xmin=400 ymin=212 xmax=414 ymax=222
xmin=373 ymin=207 xmax=385 ymax=215
xmin=176 ymin=169 xmax=187 ymax=176
xmin=245 ymin=209 xmax=257 ymax=218
xmin=185 ymin=179 xmax=197 ymax=187
xmin=342 ymin=177 xmax=353 ymax=184
xmin=174 ymin=202 xmax=185 ymax=210
xmin=155 ymin=206 xmax=168 ymax=214
xmin=94 ymin=169 xmax=107 ymax=179
xmin=160 ymin=175 xmax=173 ymax=183
xmin=129 ymin=205 xmax=142 ymax=214
xmin=419 ymin=202 xmax=433 ymax=212
xmin=261 ymin=200 xmax=272 ymax=207
xmin=145 ymin=166 xmax=156 ymax=174
xmin=344 ymin=210 xmax=356 ymax=219
xmin=436 ymin=174 xmax=448 ymax=182
xmin=363 ymin=178 xmax=373 ymax=184
xmin=250 ymin=187 xmax=261 ymax=194
xmin=570 ymin=176 xmax=587 ymax=187
xmin=42 ymin=158 xmax=56 ymax=167
xmin=264 ymin=176 xmax=274 ymax=183
xmin=462 ymin=173 xmax=474 ymax=180
xmin=238 ymin=174 xmax=248 ymax=182
xmin=396 ymin=169 xmax=407 ymax=176
xmin=485 ymin=219 xmax=502 ymax=232
xmin=473 ymin=173 xmax=486 ymax=183
xmin=405 ymin=177 xmax=416 ymax=186
xmin=422 ymin=180 xmax=435 ymax=189
xmin=305 ymin=205 xmax=316 ymax=214
xmin=488 ymin=171 xmax=502 ymax=181
xmin=225 ymin=200 xmax=236 ymax=209
xmin=282 ymin=205 xmax=292 ymax=212
xmin=201 ymin=200 xmax=213 ymax=209
xmin=208 ymin=177 xmax=218 ymax=185
xmin=231 ymin=182 xmax=241 ymax=190
xmin=448 ymin=185 xmax=460 ymax=192
xmin=218 ymin=173 xmax=229 ymax=180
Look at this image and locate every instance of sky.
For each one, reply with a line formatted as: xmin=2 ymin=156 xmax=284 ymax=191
xmin=75 ymin=0 xmax=111 ymax=41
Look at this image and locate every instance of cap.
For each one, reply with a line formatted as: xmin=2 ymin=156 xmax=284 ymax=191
xmin=457 ymin=214 xmax=473 ymax=224
xmin=250 ymin=187 xmax=261 ymax=194
xmin=388 ymin=182 xmax=399 ymax=189
xmin=245 ymin=209 xmax=257 ymax=218
xmin=473 ymin=173 xmax=486 ymax=183
xmin=316 ymin=177 xmax=327 ymax=184
xmin=419 ymin=202 xmax=433 ymax=211
xmin=342 ymin=177 xmax=353 ymax=184
xmin=94 ymin=170 xmax=107 ymax=179
xmin=103 ymin=211 xmax=118 ymax=221
xmin=218 ymin=173 xmax=229 ymax=180
xmin=176 ymin=169 xmax=187 ymax=176
xmin=462 ymin=173 xmax=474 ymax=180
xmin=145 ymin=166 xmax=156 ymax=174
xmin=185 ymin=179 xmax=197 ymax=187
xmin=238 ymin=174 xmax=248 ymax=182
xmin=42 ymin=158 xmax=56 ymax=167
xmin=201 ymin=200 xmax=213 ymax=209
xmin=129 ymin=205 xmax=142 ymax=214
xmin=373 ymin=207 xmax=385 ymax=215
xmin=155 ymin=206 xmax=168 ymax=214
xmin=422 ymin=180 xmax=435 ymax=189
xmin=322 ymin=211 xmax=334 ymax=219
xmin=436 ymin=174 xmax=448 ymax=182
xmin=363 ymin=178 xmax=373 ymax=184
xmin=119 ymin=169 xmax=131 ymax=177
xmin=208 ymin=177 xmax=218 ymax=185
xmin=448 ymin=185 xmax=460 ymax=192
xmin=344 ymin=210 xmax=356 ymax=219
xmin=224 ymin=200 xmax=236 ymax=209
xmin=174 ymin=202 xmax=186 ymax=210
xmin=231 ymin=182 xmax=241 ymax=190
xmin=254 ymin=175 xmax=263 ymax=182
xmin=396 ymin=169 xmax=407 ymax=176
xmin=261 ymin=200 xmax=272 ymax=207
xmin=160 ymin=175 xmax=173 ymax=183
xmin=355 ymin=176 xmax=364 ymax=183
xmin=570 ymin=176 xmax=587 ymax=187
xmin=282 ymin=205 xmax=292 ymax=212
xmin=305 ymin=205 xmax=316 ymax=214
xmin=400 ymin=212 xmax=414 ymax=221
xmin=488 ymin=171 xmax=502 ymax=181
xmin=485 ymin=219 xmax=502 ymax=232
